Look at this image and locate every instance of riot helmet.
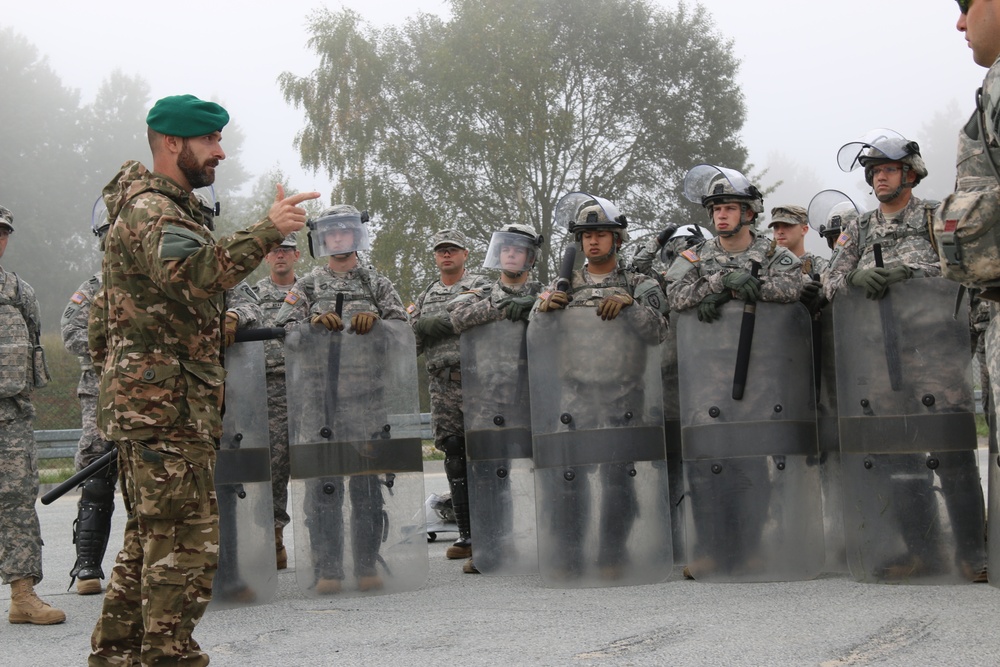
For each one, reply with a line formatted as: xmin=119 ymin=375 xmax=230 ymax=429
xmin=807 ymin=189 xmax=861 ymax=250
xmin=555 ymin=192 xmax=628 ymax=264
xmin=0 ymin=205 xmax=13 ymax=233
xmin=308 ymin=204 xmax=371 ymax=259
xmin=659 ymin=224 xmax=713 ymax=265
xmin=836 ymin=128 xmax=927 ymax=202
xmin=91 ymin=197 xmax=110 ymax=239
xmin=483 ymin=223 xmax=544 ymax=277
xmin=682 ymin=164 xmax=763 ymax=237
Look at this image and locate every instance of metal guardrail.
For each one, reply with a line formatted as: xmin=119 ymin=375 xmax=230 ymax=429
xmin=36 ymin=413 xmax=437 ymax=460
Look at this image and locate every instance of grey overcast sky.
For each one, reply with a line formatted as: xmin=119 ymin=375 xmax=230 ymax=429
xmin=2 ymin=1 xmax=981 ymax=254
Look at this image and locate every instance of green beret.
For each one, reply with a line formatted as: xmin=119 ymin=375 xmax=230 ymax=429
xmin=146 ymin=94 xmax=230 ymax=138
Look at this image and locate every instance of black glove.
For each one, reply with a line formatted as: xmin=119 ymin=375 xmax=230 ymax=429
xmin=722 ymin=270 xmax=762 ymax=302
xmin=656 ymin=223 xmax=680 ymax=246
xmin=505 ymin=295 xmax=536 ymax=322
xmin=848 ymin=268 xmax=889 ymax=300
xmin=697 ymin=291 xmax=732 ymax=323
xmin=799 ymin=279 xmax=824 ymax=314
xmin=414 ymin=316 xmax=454 ymax=340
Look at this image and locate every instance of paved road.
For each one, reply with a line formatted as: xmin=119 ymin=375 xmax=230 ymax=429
xmin=4 ymin=460 xmax=999 ymax=667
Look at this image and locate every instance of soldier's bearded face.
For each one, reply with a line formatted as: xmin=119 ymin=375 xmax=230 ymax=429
xmin=178 ymin=135 xmax=223 ymax=189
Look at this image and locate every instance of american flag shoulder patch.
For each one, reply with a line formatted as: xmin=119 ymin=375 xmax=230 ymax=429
xmin=71 ymin=291 xmax=86 ymax=305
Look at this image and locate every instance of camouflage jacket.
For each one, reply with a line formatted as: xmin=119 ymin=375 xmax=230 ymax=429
xmin=254 ymin=275 xmax=298 ymax=371
xmin=410 ymin=271 xmax=491 ymax=372
xmin=226 ymin=280 xmax=262 ymax=329
xmin=91 ymin=160 xmax=283 ymax=452
xmin=61 ymin=274 xmax=101 ymax=396
xmin=447 ymin=278 xmax=543 ymax=334
xmin=824 ymin=195 xmax=941 ymax=299
xmin=274 ymin=263 xmax=407 ymax=327
xmin=665 ymin=232 xmax=804 ymax=312
xmin=531 ymin=262 xmax=668 ymax=345
xmin=0 ymin=267 xmax=41 ymax=421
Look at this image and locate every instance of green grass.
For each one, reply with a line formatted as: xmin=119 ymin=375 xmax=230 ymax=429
xmin=38 ymin=457 xmax=75 ymax=485
xmin=977 ymin=413 xmax=990 ymax=438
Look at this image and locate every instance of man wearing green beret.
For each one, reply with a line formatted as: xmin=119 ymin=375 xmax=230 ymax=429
xmin=88 ymin=94 xmax=319 ymax=667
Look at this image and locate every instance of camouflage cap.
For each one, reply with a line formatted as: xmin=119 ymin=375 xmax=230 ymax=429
xmin=280 ymin=231 xmax=298 ymax=248
xmin=146 ymin=94 xmax=230 ymax=138
xmin=0 ymin=205 xmax=12 ymax=231
xmin=430 ymin=228 xmax=470 ymax=251
xmin=768 ymin=205 xmax=808 ymax=228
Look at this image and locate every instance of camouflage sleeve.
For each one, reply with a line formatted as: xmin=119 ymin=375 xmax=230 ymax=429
xmin=823 ymin=220 xmax=861 ymax=301
xmin=374 ymin=275 xmax=408 ymax=322
xmin=630 ymin=236 xmax=660 ymax=276
xmin=760 ymin=250 xmax=806 ymax=303
xmin=87 ymin=285 xmax=108 ymax=373
xmin=60 ymin=280 xmax=94 ymax=358
xmin=274 ymin=280 xmax=312 ymax=328
xmin=629 ymin=275 xmax=668 ymax=344
xmin=19 ymin=280 xmax=42 ymax=342
xmin=225 ymin=280 xmax=262 ymax=328
xmin=665 ymin=260 xmax=726 ymax=312
xmin=136 ymin=204 xmax=282 ymax=305
xmin=411 ymin=290 xmax=427 ymax=356
xmin=447 ymin=288 xmax=503 ymax=334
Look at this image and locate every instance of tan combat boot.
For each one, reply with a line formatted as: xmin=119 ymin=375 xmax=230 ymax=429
xmin=275 ymin=526 xmax=287 ymax=570
xmin=8 ymin=578 xmax=66 ymax=625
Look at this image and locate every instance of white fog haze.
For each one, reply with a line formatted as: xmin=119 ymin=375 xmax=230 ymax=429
xmin=1 ymin=0 xmax=982 ymax=261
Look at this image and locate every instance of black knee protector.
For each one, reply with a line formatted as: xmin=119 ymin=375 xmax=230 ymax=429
xmin=440 ymin=435 xmax=468 ymax=482
xmin=71 ymin=475 xmax=116 ymax=581
xmin=440 ymin=436 xmax=471 ymax=538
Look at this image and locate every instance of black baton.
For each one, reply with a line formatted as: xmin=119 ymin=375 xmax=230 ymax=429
xmin=873 ymin=244 xmax=902 ymax=391
xmin=732 ymin=261 xmax=761 ymax=401
xmin=41 ymin=448 xmax=116 ymax=505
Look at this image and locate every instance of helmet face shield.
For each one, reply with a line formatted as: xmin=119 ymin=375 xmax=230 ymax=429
xmin=308 ymin=212 xmax=371 ymax=258
xmin=837 ymin=128 xmax=913 ymax=172
xmin=807 ymin=189 xmax=861 ymax=238
xmin=91 ymin=196 xmax=110 ymax=238
xmin=483 ymin=230 xmax=538 ymax=273
xmin=682 ymin=164 xmax=763 ymax=215
xmin=555 ymin=192 xmax=623 ymax=231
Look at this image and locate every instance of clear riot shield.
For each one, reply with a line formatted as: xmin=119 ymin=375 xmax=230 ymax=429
xmin=528 ymin=307 xmax=671 ymax=588
xmin=834 ymin=277 xmax=986 ymax=584
xmin=677 ymin=302 xmax=824 ymax=583
xmin=661 ymin=321 xmax=686 ymax=564
xmin=460 ymin=319 xmax=537 ymax=575
xmin=816 ymin=308 xmax=847 ymax=573
xmin=990 ymin=425 xmax=999 ymax=588
xmin=211 ymin=341 xmax=276 ymax=610
xmin=285 ymin=320 xmax=427 ymax=597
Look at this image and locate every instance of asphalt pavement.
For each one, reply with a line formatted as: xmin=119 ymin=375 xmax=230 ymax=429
xmin=3 ymin=460 xmax=999 ymax=667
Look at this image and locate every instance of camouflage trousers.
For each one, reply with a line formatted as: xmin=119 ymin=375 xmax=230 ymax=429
xmin=428 ymin=370 xmax=465 ymax=448
xmin=89 ymin=439 xmax=219 ymax=667
xmin=267 ymin=370 xmax=290 ymax=529
xmin=0 ymin=414 xmax=43 ymax=584
xmin=76 ymin=392 xmax=114 ymax=470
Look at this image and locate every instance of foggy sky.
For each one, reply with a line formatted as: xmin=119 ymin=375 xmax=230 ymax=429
xmin=2 ymin=0 xmax=981 ymax=257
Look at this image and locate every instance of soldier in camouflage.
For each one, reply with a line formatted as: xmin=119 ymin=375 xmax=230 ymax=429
xmin=666 ymin=166 xmax=808 ymax=318
xmin=410 ymin=229 xmax=491 ymax=566
xmin=87 ymin=94 xmax=316 ymax=666
xmin=0 ymin=205 xmax=65 ymax=626
xmin=768 ymin=205 xmax=829 ymax=277
xmin=824 ymin=131 xmax=941 ymax=301
xmin=254 ymin=232 xmax=301 ymax=571
xmin=275 ymin=204 xmax=407 ymax=594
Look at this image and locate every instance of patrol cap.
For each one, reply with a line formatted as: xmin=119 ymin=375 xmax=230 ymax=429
xmin=430 ymin=229 xmax=470 ymax=251
xmin=146 ymin=94 xmax=230 ymax=138
xmin=768 ymin=205 xmax=808 ymax=228
xmin=0 ymin=205 xmax=12 ymax=231
xmin=280 ymin=232 xmax=299 ymax=248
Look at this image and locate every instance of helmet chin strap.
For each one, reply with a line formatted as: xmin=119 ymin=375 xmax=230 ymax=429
xmin=874 ymin=165 xmax=915 ymax=203
xmin=501 ymin=269 xmax=526 ymax=279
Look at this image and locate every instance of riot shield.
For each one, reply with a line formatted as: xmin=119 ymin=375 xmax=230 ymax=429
xmin=285 ymin=320 xmax=427 ymax=597
xmin=834 ymin=278 xmax=986 ymax=584
xmin=528 ymin=307 xmax=671 ymax=588
xmin=677 ymin=302 xmax=824 ymax=583
xmin=661 ymin=320 xmax=686 ymax=564
xmin=460 ymin=319 xmax=537 ymax=575
xmin=989 ymin=424 xmax=999 ymax=588
xmin=210 ymin=341 xmax=276 ymax=610
xmin=816 ymin=308 xmax=847 ymax=573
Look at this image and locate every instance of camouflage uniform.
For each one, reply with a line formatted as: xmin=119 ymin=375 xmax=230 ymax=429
xmin=0 ymin=268 xmax=45 ymax=586
xmin=798 ymin=252 xmax=828 ymax=278
xmin=823 ymin=195 xmax=941 ymax=300
xmin=253 ymin=275 xmax=297 ymax=531
xmin=275 ymin=263 xmax=407 ymax=583
xmin=88 ymin=160 xmax=283 ymax=667
xmin=665 ymin=231 xmax=805 ymax=311
xmin=61 ymin=274 xmax=110 ymax=470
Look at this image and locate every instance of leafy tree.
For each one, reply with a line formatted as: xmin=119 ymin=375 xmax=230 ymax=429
xmin=280 ymin=0 xmax=748 ymax=300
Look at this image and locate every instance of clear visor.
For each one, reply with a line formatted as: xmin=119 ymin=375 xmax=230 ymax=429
xmin=309 ymin=213 xmax=371 ymax=258
xmin=554 ymin=192 xmax=622 ymax=229
xmin=836 ymin=128 xmax=907 ymax=172
xmin=91 ymin=196 xmax=109 ymax=236
xmin=682 ymin=164 xmax=755 ymax=205
xmin=483 ymin=231 xmax=537 ymax=272
xmin=807 ymin=189 xmax=861 ymax=234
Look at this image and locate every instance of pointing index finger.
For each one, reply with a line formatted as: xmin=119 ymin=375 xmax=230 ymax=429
xmin=283 ymin=192 xmax=322 ymax=206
